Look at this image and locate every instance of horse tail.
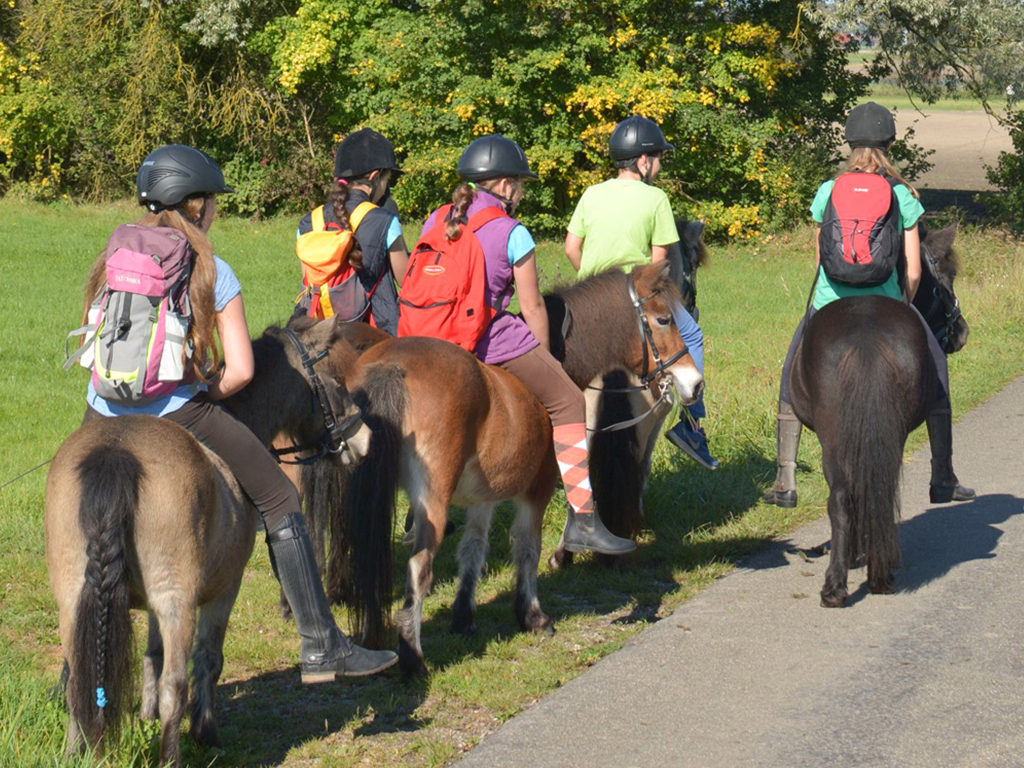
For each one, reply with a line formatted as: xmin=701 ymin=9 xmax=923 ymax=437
xmin=300 ymin=459 xmax=349 ymax=602
xmin=589 ymin=373 xmax=646 ymax=539
xmin=838 ymin=345 xmax=903 ymax=577
xmin=68 ymin=446 xmax=140 ymax=749
xmin=345 ymin=363 xmax=407 ymax=647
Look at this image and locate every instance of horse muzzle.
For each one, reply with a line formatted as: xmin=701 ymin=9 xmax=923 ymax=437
xmin=668 ymin=356 xmax=703 ymax=406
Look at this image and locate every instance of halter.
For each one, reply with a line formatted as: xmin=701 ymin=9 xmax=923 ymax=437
xmin=585 ymin=277 xmax=689 ymax=434
xmin=918 ymin=243 xmax=963 ymax=354
xmin=270 ymin=328 xmax=363 ymax=465
xmin=629 ymin=276 xmax=688 ymax=386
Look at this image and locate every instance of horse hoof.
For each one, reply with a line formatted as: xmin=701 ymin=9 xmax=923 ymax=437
xmin=398 ymin=644 xmax=427 ymax=680
xmin=596 ymin=552 xmax=628 ymax=569
xmin=191 ymin=715 xmax=221 ymax=749
xmin=820 ymin=591 xmax=847 ymax=608
xmin=869 ymin=582 xmax=895 ymax=595
xmin=450 ymin=619 xmax=476 ymax=637
xmin=548 ymin=548 xmax=573 ymax=571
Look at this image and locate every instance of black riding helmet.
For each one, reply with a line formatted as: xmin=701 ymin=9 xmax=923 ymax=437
xmin=457 ymin=134 xmax=538 ymax=181
xmin=136 ymin=144 xmax=233 ymax=212
xmin=335 ymin=127 xmax=401 ymax=179
xmin=845 ymin=102 xmax=896 ymax=149
xmin=609 ymin=115 xmax=674 ymax=161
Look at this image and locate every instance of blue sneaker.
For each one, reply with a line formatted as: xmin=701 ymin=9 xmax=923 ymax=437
xmin=667 ymin=418 xmax=719 ymax=470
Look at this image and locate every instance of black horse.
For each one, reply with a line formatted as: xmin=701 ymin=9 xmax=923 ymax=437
xmin=789 ymin=224 xmax=967 ymax=606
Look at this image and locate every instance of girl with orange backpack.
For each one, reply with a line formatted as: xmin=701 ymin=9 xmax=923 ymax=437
xmin=296 ymin=128 xmax=409 ymax=334
xmin=763 ymin=103 xmax=974 ymax=508
xmin=405 ymin=134 xmax=636 ymax=556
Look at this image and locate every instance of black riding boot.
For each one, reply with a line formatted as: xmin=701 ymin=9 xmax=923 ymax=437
xmin=762 ymin=402 xmax=802 ymax=508
xmin=561 ymin=505 xmax=637 ymax=555
xmin=268 ymin=513 xmax=397 ymax=682
xmin=926 ymin=401 xmax=976 ymax=503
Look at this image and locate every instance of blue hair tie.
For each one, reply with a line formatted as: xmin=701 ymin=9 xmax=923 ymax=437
xmin=96 ymin=687 xmax=107 ymax=709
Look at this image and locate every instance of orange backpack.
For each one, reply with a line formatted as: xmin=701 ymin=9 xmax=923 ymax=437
xmin=398 ymin=204 xmax=507 ymax=352
xmin=295 ymin=201 xmax=381 ymax=319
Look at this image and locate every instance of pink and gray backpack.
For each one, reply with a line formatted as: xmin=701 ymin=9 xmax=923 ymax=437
xmin=818 ymin=172 xmax=901 ymax=287
xmin=66 ymin=224 xmax=195 ymax=404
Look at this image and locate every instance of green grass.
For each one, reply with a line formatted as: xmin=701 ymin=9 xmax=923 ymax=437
xmin=2 ymin=198 xmax=1024 ymax=766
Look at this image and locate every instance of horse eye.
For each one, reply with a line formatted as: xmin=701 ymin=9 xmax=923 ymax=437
xmin=654 ymin=315 xmax=673 ymax=327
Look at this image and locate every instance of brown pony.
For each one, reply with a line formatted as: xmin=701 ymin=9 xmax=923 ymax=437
xmin=333 ymin=261 xmax=701 ymax=677
xmin=545 ymin=219 xmax=709 ymax=567
xmin=45 ymin=317 xmax=368 ymax=767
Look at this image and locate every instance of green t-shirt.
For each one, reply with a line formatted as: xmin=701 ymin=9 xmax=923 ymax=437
xmin=567 ymin=178 xmax=680 ymax=280
xmin=809 ymin=177 xmax=925 ymax=310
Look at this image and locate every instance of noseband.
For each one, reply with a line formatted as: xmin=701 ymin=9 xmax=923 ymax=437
xmin=629 ymin=277 xmax=688 ymax=386
xmin=919 ymin=244 xmax=963 ymax=354
xmin=270 ymin=328 xmax=363 ymax=465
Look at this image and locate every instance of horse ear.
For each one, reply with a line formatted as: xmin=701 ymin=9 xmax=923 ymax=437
xmin=924 ymin=223 xmax=958 ymax=262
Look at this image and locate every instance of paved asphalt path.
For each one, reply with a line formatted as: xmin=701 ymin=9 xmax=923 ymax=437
xmin=456 ymin=376 xmax=1024 ymax=768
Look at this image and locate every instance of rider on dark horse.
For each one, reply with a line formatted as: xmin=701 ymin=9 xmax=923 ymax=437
xmin=763 ymin=103 xmax=975 ymax=508
xmin=564 ymin=115 xmax=719 ymax=470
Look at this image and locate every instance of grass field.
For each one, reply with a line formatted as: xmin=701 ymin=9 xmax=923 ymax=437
xmin=2 ymin=197 xmax=1024 ymax=767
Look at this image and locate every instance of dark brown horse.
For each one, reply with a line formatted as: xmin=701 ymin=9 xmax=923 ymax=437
xmin=789 ymin=225 xmax=965 ymax=606
xmin=333 ymin=262 xmax=701 ymax=677
xmin=545 ymin=220 xmax=709 ymax=566
xmin=46 ymin=317 xmax=367 ymax=767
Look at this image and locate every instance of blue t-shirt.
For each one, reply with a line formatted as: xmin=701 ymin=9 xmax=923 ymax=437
xmin=506 ymin=225 xmax=536 ymax=266
xmin=86 ymin=255 xmax=242 ymax=417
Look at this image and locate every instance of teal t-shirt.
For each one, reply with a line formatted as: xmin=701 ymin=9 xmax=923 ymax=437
xmin=567 ymin=178 xmax=679 ymax=280
xmin=809 ymin=177 xmax=925 ymax=310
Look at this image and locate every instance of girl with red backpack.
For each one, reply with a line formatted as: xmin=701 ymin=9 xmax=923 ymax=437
xmin=409 ymin=134 xmax=636 ymax=556
xmin=763 ymin=103 xmax=974 ymax=508
xmin=81 ymin=145 xmax=396 ymax=682
xmin=296 ymin=128 xmax=409 ymax=334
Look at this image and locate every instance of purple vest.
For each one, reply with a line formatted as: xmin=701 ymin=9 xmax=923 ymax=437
xmin=421 ymin=191 xmax=539 ymax=364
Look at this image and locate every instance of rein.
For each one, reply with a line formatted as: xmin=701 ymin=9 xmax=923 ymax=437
xmin=270 ymin=328 xmax=362 ymax=465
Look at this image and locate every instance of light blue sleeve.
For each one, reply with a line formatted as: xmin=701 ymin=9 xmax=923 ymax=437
xmin=507 ymin=225 xmax=537 ymax=266
xmin=212 ymin=255 xmax=242 ymax=312
xmin=386 ymin=215 xmax=403 ymax=248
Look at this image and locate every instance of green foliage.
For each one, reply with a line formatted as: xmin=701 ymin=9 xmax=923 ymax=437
xmin=0 ymin=0 xmax=870 ymax=237
xmin=984 ymin=108 xmax=1024 ymax=235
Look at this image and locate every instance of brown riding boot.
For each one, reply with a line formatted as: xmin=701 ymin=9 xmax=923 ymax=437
xmin=762 ymin=402 xmax=802 ymax=508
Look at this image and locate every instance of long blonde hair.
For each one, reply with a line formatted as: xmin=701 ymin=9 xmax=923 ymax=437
xmin=841 ymin=147 xmax=919 ymax=199
xmin=83 ymin=196 xmax=219 ymax=382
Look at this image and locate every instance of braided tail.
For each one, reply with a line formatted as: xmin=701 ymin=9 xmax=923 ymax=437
xmin=68 ymin=446 xmax=141 ymax=750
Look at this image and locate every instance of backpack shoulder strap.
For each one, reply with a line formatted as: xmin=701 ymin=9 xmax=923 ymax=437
xmin=311 ymin=206 xmax=326 ymax=232
xmin=467 ymin=205 xmax=508 ymax=232
xmin=350 ymin=201 xmax=378 ymax=233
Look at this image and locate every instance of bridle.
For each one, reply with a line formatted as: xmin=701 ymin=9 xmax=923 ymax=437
xmin=629 ymin=277 xmax=688 ymax=386
xmin=586 ymin=277 xmax=690 ymax=434
xmin=917 ymin=243 xmax=963 ymax=354
xmin=270 ymin=327 xmax=363 ymax=465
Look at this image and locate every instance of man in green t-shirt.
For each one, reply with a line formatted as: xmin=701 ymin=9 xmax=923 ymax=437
xmin=564 ymin=115 xmax=718 ymax=470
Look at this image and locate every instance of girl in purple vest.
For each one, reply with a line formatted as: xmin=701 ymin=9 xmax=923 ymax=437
xmin=418 ymin=134 xmax=635 ymax=555
xmin=81 ymin=145 xmax=396 ymax=683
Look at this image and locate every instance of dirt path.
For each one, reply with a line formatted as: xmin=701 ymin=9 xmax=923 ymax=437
xmin=455 ymin=376 xmax=1024 ymax=768
xmin=899 ymin=109 xmax=1013 ymax=191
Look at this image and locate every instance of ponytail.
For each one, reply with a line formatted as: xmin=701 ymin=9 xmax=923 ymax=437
xmin=446 ymin=183 xmax=476 ymax=241
xmin=327 ymin=180 xmax=365 ymax=269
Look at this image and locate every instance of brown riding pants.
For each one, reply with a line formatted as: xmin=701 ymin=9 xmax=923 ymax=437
xmin=498 ymin=346 xmax=585 ymax=427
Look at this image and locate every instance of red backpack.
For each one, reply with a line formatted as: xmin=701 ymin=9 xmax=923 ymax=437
xmin=398 ymin=204 xmax=507 ymax=352
xmin=818 ymin=172 xmax=901 ymax=287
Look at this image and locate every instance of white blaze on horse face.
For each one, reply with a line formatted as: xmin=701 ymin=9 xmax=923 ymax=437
xmin=669 ymin=358 xmax=702 ymax=406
